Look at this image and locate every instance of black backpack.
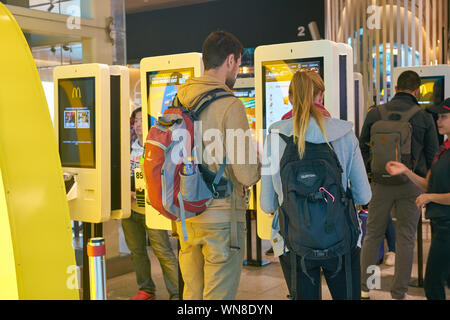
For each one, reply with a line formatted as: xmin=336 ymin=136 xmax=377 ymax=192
xmin=278 ymin=133 xmax=360 ymax=300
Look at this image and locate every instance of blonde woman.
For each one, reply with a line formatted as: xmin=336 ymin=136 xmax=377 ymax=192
xmin=260 ymin=71 xmax=371 ymax=300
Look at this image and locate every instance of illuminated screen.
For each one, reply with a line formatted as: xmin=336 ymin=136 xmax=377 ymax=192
xmin=58 ymin=77 xmax=95 ymax=168
xmin=262 ymin=58 xmax=323 ymax=129
xmin=147 ymin=68 xmax=194 ymax=126
xmin=418 ymin=76 xmax=445 ymax=108
xmin=233 ymin=88 xmax=256 ymax=131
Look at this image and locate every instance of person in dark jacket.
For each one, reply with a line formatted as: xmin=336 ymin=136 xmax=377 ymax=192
xmin=359 ymin=70 xmax=439 ymax=300
xmin=386 ymin=97 xmax=450 ymax=300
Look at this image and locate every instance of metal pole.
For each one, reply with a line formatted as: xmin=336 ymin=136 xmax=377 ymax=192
xmin=87 ymin=237 xmax=107 ymax=300
xmin=417 ymin=216 xmax=424 ymax=286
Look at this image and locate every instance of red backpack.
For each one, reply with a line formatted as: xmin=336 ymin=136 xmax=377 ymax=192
xmin=143 ymin=89 xmax=233 ymax=240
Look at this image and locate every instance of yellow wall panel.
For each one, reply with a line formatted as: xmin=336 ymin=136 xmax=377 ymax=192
xmin=0 ymin=3 xmax=78 ymax=300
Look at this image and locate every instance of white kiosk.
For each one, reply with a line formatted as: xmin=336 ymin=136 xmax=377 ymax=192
xmin=394 ymin=65 xmax=450 ymax=143
xmin=54 ymin=64 xmax=131 ymax=223
xmin=54 ymin=63 xmax=131 ymax=299
xmin=140 ymin=53 xmax=204 ymax=230
xmin=254 ymin=40 xmax=355 ymax=240
xmin=354 ymin=72 xmax=366 ymax=137
xmin=393 ymin=65 xmax=450 ymax=108
xmin=54 ymin=64 xmax=111 ymax=223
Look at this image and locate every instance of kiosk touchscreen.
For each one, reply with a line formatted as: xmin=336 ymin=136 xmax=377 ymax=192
xmin=234 ymin=77 xmax=256 ymax=132
xmin=140 ymin=53 xmax=204 ymax=230
xmin=393 ymin=65 xmax=450 ymax=109
xmin=394 ymin=65 xmax=450 ymax=143
xmin=254 ymin=40 xmax=354 ymax=240
xmin=109 ymin=66 xmax=131 ymax=220
xmin=354 ymin=72 xmax=365 ymax=137
xmin=54 ymin=64 xmax=111 ymax=223
xmin=233 ymin=77 xmax=257 ymax=210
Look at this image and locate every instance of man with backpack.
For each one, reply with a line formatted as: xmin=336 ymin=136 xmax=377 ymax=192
xmin=171 ymin=31 xmax=261 ymax=300
xmin=359 ymin=70 xmax=439 ymax=300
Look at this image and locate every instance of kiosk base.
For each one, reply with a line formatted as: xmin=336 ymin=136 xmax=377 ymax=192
xmin=243 ymin=209 xmax=271 ymax=267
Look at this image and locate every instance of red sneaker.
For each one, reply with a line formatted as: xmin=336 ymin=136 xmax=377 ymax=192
xmin=129 ymin=291 xmax=156 ymax=300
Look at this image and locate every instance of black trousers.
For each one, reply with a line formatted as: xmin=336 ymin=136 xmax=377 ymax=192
xmin=279 ymin=247 xmax=361 ymax=300
xmin=424 ymin=218 xmax=450 ymax=300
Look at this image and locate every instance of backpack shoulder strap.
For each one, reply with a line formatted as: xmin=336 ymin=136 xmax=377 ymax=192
xmin=192 ymin=88 xmax=234 ymax=118
xmin=377 ymin=104 xmax=389 ymax=121
xmin=379 ymin=104 xmax=421 ymax=122
xmin=278 ymin=133 xmax=291 ymax=144
xmin=400 ymin=105 xmax=422 ymax=122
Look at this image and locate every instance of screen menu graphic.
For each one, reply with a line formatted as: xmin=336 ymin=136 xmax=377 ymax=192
xmin=147 ymin=68 xmax=194 ymax=126
xmin=58 ymin=77 xmax=96 ymax=168
xmin=262 ymin=58 xmax=323 ymax=129
xmin=234 ymin=88 xmax=256 ymax=131
xmin=418 ymin=76 xmax=445 ymax=108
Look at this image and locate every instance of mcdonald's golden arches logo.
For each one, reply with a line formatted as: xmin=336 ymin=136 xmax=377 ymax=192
xmin=72 ymin=87 xmax=82 ymax=99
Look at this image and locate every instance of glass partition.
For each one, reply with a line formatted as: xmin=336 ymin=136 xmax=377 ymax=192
xmin=4 ymin=0 xmax=91 ymax=18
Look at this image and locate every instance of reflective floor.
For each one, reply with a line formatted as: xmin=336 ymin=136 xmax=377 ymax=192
xmin=106 ymin=221 xmax=449 ymax=300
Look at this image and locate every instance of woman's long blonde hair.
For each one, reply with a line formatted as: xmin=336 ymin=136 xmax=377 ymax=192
xmin=289 ymin=71 xmax=328 ymax=159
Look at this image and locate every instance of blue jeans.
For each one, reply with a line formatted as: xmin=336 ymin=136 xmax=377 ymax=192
xmin=121 ymin=211 xmax=179 ymax=299
xmin=385 ymin=215 xmax=396 ymax=252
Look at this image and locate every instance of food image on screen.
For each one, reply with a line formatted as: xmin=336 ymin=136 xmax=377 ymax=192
xmin=76 ymin=110 xmax=90 ymax=129
xmin=147 ymin=68 xmax=194 ymax=120
xmin=58 ymin=77 xmax=95 ymax=168
xmin=64 ymin=111 xmax=76 ymax=128
xmin=418 ymin=76 xmax=445 ymax=108
xmin=234 ymin=88 xmax=256 ymax=131
xmin=262 ymin=58 xmax=323 ymax=129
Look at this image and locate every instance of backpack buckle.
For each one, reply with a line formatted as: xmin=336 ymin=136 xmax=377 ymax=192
xmin=211 ymin=184 xmax=220 ymax=199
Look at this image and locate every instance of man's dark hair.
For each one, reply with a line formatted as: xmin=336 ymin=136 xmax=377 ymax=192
xmin=396 ymin=70 xmax=421 ymax=92
xmin=131 ymin=107 xmax=141 ymax=120
xmin=202 ymin=30 xmax=244 ymax=70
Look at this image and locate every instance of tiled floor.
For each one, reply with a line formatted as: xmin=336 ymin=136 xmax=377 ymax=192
xmin=106 ymin=222 xmax=449 ymax=301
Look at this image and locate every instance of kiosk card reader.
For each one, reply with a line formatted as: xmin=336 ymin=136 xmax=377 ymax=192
xmin=140 ymin=53 xmax=204 ymax=230
xmin=254 ymin=40 xmax=355 ymax=240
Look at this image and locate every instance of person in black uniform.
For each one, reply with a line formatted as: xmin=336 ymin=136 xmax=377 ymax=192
xmin=386 ymin=97 xmax=450 ymax=300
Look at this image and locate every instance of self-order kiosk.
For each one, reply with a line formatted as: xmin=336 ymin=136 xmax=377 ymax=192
xmin=254 ymin=40 xmax=355 ymax=240
xmin=140 ymin=53 xmax=204 ymax=230
xmin=54 ymin=64 xmax=130 ymax=223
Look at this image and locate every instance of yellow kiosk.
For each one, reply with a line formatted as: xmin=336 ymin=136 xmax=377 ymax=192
xmin=0 ymin=3 xmax=78 ymax=299
xmin=54 ymin=63 xmax=131 ymax=299
xmin=140 ymin=53 xmax=204 ymax=230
